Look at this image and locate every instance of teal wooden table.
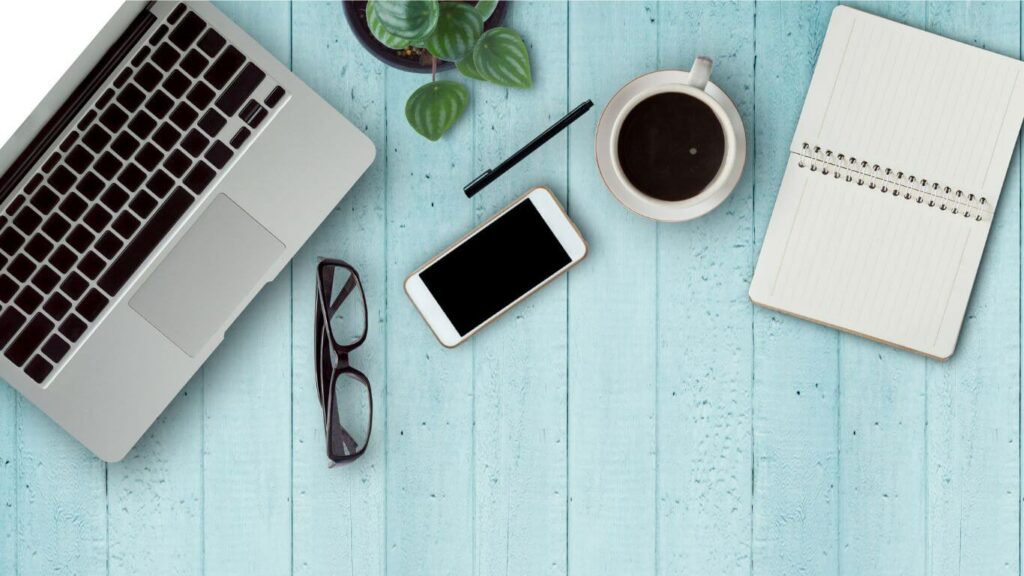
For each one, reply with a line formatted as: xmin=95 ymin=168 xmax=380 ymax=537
xmin=2 ymin=1 xmax=1022 ymax=574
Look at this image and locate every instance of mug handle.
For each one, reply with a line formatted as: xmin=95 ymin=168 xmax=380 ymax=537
xmin=688 ymin=56 xmax=713 ymax=90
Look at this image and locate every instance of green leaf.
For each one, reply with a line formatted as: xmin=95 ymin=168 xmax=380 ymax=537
xmin=366 ymin=1 xmax=411 ymax=49
xmin=472 ymin=27 xmax=532 ymax=88
xmin=456 ymin=54 xmax=487 ymax=81
xmin=405 ymin=80 xmax=469 ymax=141
xmin=474 ymin=0 xmax=498 ymax=21
xmin=425 ymin=3 xmax=482 ymax=62
xmin=373 ymin=0 xmax=439 ymax=41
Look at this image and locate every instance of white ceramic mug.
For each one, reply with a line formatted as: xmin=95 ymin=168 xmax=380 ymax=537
xmin=596 ymin=57 xmax=746 ymax=222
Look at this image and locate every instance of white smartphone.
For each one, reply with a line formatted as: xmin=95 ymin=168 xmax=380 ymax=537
xmin=405 ymin=186 xmax=587 ymax=347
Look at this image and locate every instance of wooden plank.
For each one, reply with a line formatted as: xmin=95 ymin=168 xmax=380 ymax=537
xmin=922 ymin=4 xmax=1021 ymax=575
xmin=15 ymin=405 xmax=107 ymax=575
xmin=289 ymin=2 xmax=387 ymax=575
xmin=470 ymin=3 xmax=569 ymax=576
xmin=202 ymin=3 xmax=293 ymax=575
xmin=0 ymin=385 xmax=15 ymax=574
xmin=107 ymin=380 xmax=202 ymax=576
xmin=653 ymin=3 xmax=754 ymax=575
xmin=751 ymin=3 xmax=840 ymax=575
xmin=383 ymin=17 xmax=476 ymax=576
xmin=567 ymin=3 xmax=658 ymax=574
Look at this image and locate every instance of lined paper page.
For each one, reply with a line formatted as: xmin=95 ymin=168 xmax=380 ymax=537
xmin=793 ymin=6 xmax=1024 ymax=204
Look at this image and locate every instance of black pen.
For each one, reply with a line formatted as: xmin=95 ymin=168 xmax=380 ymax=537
xmin=464 ymin=99 xmax=594 ymax=198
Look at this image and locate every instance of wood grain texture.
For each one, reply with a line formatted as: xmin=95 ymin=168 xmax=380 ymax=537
xmin=3 ymin=2 xmax=1024 ymax=575
xmin=567 ymin=3 xmax=658 ymax=575
xmin=924 ymin=4 xmax=1021 ymax=575
xmin=290 ymin=2 xmax=387 ymax=575
xmin=201 ymin=3 xmax=293 ymax=576
xmin=470 ymin=3 xmax=569 ymax=576
xmin=654 ymin=3 xmax=754 ymax=576
xmin=383 ymin=15 xmax=475 ymax=576
xmin=751 ymin=3 xmax=840 ymax=576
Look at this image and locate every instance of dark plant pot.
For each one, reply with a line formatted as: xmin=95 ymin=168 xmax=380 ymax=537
xmin=343 ymin=0 xmax=508 ymax=74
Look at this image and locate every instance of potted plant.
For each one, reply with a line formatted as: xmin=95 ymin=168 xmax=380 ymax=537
xmin=344 ymin=0 xmax=532 ymax=141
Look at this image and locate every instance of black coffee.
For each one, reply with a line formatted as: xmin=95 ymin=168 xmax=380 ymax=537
xmin=616 ymin=92 xmax=726 ymax=201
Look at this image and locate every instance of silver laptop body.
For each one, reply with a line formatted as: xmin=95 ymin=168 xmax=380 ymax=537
xmin=0 ymin=1 xmax=375 ymax=461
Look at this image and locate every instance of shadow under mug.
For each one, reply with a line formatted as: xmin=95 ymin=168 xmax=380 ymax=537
xmin=596 ymin=57 xmax=746 ymax=222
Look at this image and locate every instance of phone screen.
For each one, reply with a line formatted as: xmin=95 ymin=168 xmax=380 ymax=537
xmin=419 ymin=199 xmax=571 ymax=335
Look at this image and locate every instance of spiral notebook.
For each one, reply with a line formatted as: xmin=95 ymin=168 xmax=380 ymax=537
xmin=749 ymin=6 xmax=1024 ymax=359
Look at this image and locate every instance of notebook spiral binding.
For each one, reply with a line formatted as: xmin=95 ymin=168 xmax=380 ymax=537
xmin=796 ymin=143 xmax=991 ymax=221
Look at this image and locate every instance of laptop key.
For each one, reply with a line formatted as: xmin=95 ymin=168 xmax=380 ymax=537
xmin=99 ymin=188 xmax=194 ymax=296
xmin=128 ymin=111 xmax=159 ymax=140
xmin=31 ymin=266 xmax=60 ymax=294
xmin=96 ymin=232 xmax=124 ymax=260
xmin=0 ymin=307 xmax=26 ymax=346
xmin=117 ymin=163 xmax=147 ymax=191
xmin=169 ymin=102 xmax=199 ymax=131
xmin=49 ymin=246 xmax=77 ymax=273
xmin=117 ymin=83 xmax=146 ymax=111
xmin=111 ymin=132 xmax=140 ymax=160
xmin=152 ymin=43 xmax=181 ymax=71
xmin=146 ymin=170 xmax=174 ymax=198
xmin=83 ymin=124 xmax=112 ymax=152
xmin=66 ymin=145 xmax=95 ymax=174
xmin=41 ymin=335 xmax=71 ymax=363
xmin=183 ymin=161 xmax=215 ymax=195
xmin=24 ymin=174 xmax=44 ymax=194
xmin=264 ymin=86 xmax=285 ymax=108
xmin=186 ymin=82 xmax=215 ymax=110
xmin=59 ymin=131 xmax=80 ymax=152
xmin=95 ymin=152 xmax=124 ymax=180
xmin=197 ymin=29 xmax=225 ymax=57
xmin=230 ymin=127 xmax=251 ymax=149
xmin=59 ymin=314 xmax=87 ymax=343
xmin=100 ymin=184 xmax=129 ymax=212
xmin=77 ymin=252 xmax=105 ymax=281
xmin=129 ymin=192 xmax=158 ymax=219
xmin=149 ymin=24 xmax=169 ymax=46
xmin=4 ymin=313 xmax=53 ymax=367
xmin=47 ymin=165 xmax=76 ymax=193
xmin=67 ymin=225 xmax=96 ymax=253
xmin=168 ymin=3 xmax=186 ymax=24
xmin=134 ymin=63 xmax=164 ymax=92
xmin=204 ymin=140 xmax=233 ymax=169
xmin=163 ymin=70 xmax=191 ymax=98
xmin=99 ymin=105 xmax=129 ymax=133
xmin=61 ymin=271 xmax=89 ymax=300
xmin=130 ymin=46 xmax=151 ymax=68
xmin=24 ymin=235 xmax=54 ymax=262
xmin=164 ymin=150 xmax=192 ymax=178
xmin=0 ymin=275 xmax=17 ymax=302
xmin=169 ymin=12 xmax=206 ymax=51
xmin=76 ymin=172 xmax=105 ymax=199
xmin=14 ymin=285 xmax=44 ymax=315
xmin=205 ymin=46 xmax=244 ymax=89
xmin=182 ymin=130 xmax=210 ymax=157
xmin=145 ymin=90 xmax=175 ymax=119
xmin=136 ymin=143 xmax=165 ymax=171
xmin=24 ymin=356 xmax=53 ymax=384
xmin=42 ymin=153 xmax=61 ymax=173
xmin=0 ymin=227 xmax=25 ymax=255
xmin=42 ymin=213 xmax=72 ymax=241
xmin=153 ymin=123 xmax=182 ymax=151
xmin=29 ymin=187 xmax=59 ymax=213
xmin=8 ymin=255 xmax=35 ymax=282
xmin=216 ymin=63 xmax=265 ymax=116
xmin=112 ymin=211 xmax=142 ymax=238
xmin=96 ymin=88 xmax=116 ymax=110
xmin=113 ymin=68 xmax=132 ymax=89
xmin=77 ymin=109 xmax=97 ymax=131
xmin=84 ymin=204 xmax=113 ymax=232
xmin=44 ymin=294 xmax=73 ymax=322
xmin=13 ymin=209 xmax=42 ymax=235
xmin=181 ymin=49 xmax=210 ymax=78
xmin=197 ymin=109 xmax=226 ymax=137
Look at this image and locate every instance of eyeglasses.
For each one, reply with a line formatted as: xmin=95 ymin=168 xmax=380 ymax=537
xmin=314 ymin=258 xmax=372 ymax=466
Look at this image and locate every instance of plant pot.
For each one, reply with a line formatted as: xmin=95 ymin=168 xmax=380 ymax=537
xmin=343 ymin=0 xmax=508 ymax=74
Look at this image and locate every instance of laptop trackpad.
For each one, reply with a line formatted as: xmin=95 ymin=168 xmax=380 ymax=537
xmin=130 ymin=195 xmax=285 ymax=357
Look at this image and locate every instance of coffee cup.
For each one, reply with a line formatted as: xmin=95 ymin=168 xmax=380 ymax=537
xmin=596 ymin=56 xmax=746 ymax=222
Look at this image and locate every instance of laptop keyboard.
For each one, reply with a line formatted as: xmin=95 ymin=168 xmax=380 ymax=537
xmin=0 ymin=3 xmax=287 ymax=384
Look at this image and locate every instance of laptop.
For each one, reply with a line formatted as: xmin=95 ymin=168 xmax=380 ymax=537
xmin=0 ymin=1 xmax=375 ymax=461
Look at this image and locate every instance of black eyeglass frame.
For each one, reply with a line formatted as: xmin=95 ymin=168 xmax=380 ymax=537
xmin=314 ymin=258 xmax=372 ymax=466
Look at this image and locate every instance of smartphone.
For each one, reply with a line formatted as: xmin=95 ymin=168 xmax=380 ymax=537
xmin=405 ymin=187 xmax=587 ymax=347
